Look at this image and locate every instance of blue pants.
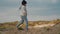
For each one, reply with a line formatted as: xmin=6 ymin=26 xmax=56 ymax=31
xmin=16 ymin=16 xmax=28 ymax=30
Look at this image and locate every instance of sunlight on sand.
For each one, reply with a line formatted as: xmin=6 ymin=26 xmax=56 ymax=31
xmin=29 ymin=24 xmax=55 ymax=28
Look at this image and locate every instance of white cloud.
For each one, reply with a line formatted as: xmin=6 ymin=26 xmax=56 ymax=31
xmin=28 ymin=15 xmax=60 ymax=21
xmin=0 ymin=7 xmax=60 ymax=23
xmin=51 ymin=0 xmax=58 ymax=4
xmin=0 ymin=7 xmax=20 ymax=23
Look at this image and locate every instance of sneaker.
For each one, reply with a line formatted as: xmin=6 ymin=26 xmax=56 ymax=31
xmin=17 ymin=27 xmax=24 ymax=30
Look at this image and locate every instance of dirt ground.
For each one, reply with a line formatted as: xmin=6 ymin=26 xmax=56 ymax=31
xmin=0 ymin=19 xmax=60 ymax=34
xmin=0 ymin=23 xmax=60 ymax=34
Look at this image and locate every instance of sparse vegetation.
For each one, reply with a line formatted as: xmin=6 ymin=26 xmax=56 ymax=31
xmin=58 ymin=31 xmax=60 ymax=34
xmin=43 ymin=27 xmax=51 ymax=31
xmin=0 ymin=19 xmax=60 ymax=34
xmin=0 ymin=32 xmax=1 ymax=34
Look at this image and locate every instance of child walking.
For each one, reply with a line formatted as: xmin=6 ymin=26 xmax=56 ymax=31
xmin=16 ymin=0 xmax=28 ymax=31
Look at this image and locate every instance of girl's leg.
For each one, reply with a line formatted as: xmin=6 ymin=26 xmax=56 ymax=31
xmin=24 ymin=16 xmax=28 ymax=30
xmin=16 ymin=16 xmax=24 ymax=28
xmin=17 ymin=20 xmax=24 ymax=28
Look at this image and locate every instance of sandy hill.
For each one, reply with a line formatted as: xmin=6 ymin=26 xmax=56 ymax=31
xmin=0 ymin=19 xmax=60 ymax=34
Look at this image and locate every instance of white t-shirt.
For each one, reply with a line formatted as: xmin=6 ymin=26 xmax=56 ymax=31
xmin=20 ymin=5 xmax=27 ymax=16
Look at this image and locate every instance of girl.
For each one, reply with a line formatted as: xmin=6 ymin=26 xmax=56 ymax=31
xmin=16 ymin=0 xmax=28 ymax=30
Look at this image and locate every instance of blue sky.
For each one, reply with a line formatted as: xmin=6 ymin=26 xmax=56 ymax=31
xmin=0 ymin=0 xmax=60 ymax=23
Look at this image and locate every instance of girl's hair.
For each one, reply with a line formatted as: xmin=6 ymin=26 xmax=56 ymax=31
xmin=22 ymin=0 xmax=27 ymax=5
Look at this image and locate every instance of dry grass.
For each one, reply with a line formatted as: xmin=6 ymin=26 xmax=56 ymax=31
xmin=0 ymin=19 xmax=60 ymax=30
xmin=0 ymin=19 xmax=60 ymax=34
